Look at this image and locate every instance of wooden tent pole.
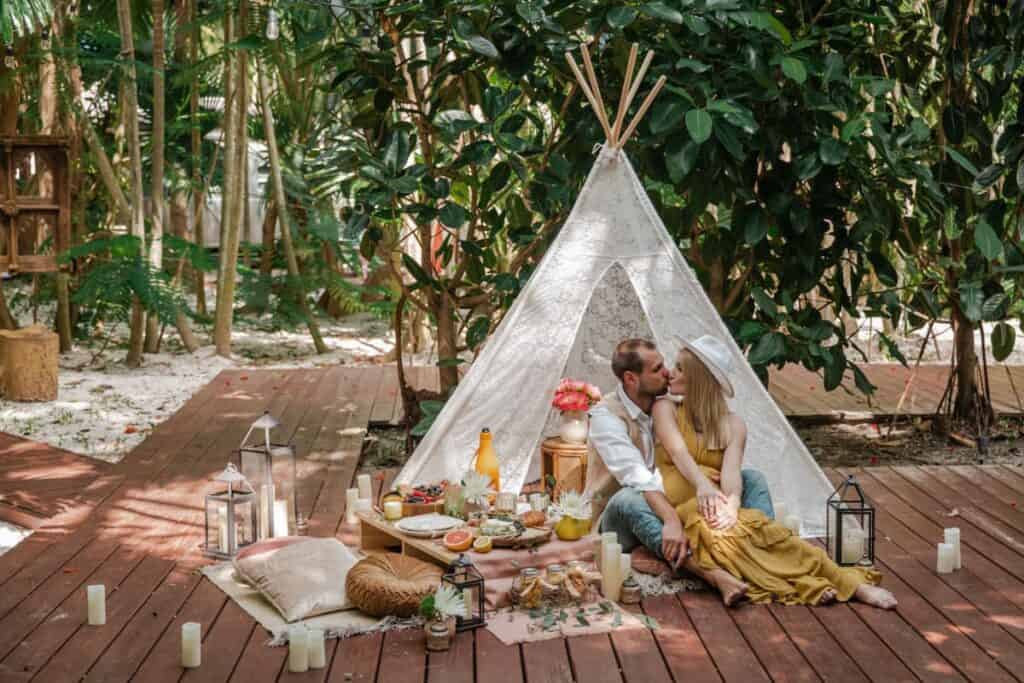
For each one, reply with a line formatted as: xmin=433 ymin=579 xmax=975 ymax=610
xmin=611 ymin=44 xmax=638 ymax=145
xmin=565 ymin=54 xmax=612 ymax=142
xmin=579 ymin=45 xmax=614 ymax=143
xmin=614 ymin=51 xmax=655 ymax=142
xmin=617 ymin=75 xmax=667 ymax=147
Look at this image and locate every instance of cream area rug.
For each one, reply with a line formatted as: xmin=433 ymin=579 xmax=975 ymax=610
xmin=201 ymin=562 xmax=401 ymax=646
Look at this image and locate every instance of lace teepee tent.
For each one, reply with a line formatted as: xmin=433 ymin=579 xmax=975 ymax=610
xmin=396 ymin=45 xmax=835 ymax=536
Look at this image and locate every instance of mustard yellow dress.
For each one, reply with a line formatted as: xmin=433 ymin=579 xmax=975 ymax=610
xmin=656 ymin=406 xmax=880 ymax=605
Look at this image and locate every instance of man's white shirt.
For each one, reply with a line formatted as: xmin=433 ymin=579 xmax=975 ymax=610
xmin=588 ymin=385 xmax=664 ymax=492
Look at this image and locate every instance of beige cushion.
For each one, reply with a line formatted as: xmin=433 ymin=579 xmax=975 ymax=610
xmin=233 ymin=537 xmax=359 ymax=623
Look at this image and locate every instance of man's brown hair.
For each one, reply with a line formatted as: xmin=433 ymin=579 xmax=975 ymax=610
xmin=611 ymin=338 xmax=657 ymax=381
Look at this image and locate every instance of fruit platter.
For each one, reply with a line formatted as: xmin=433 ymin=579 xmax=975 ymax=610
xmin=440 ymin=514 xmax=552 ymax=553
xmin=381 ymin=481 xmax=448 ymax=516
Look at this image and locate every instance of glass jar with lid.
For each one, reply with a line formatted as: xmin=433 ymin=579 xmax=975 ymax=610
xmin=510 ymin=567 xmax=540 ymax=607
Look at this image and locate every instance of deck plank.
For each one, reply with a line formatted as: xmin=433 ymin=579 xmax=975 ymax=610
xmin=678 ymin=590 xmax=771 ymax=682
xmin=474 ymin=627 xmax=522 ymax=683
xmin=641 ymin=593 xmax=720 ymax=683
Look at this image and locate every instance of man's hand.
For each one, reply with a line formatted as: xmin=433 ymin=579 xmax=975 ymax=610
xmin=661 ymin=518 xmax=689 ymax=570
xmin=697 ymin=481 xmax=729 ymax=523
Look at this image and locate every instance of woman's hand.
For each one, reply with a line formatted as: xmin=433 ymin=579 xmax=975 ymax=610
xmin=696 ymin=479 xmax=729 ymax=523
xmin=708 ymin=499 xmax=740 ymax=531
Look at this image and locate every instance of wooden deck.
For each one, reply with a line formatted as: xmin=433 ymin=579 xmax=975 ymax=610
xmin=0 ymin=366 xmax=1024 ymax=681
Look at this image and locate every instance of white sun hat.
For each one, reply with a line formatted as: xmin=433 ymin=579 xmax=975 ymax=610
xmin=674 ymin=334 xmax=736 ymax=398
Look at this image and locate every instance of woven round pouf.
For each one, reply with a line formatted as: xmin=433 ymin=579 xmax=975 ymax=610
xmin=346 ymin=553 xmax=443 ymax=617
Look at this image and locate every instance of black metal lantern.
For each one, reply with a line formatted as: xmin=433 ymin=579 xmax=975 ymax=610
xmin=236 ymin=411 xmax=297 ymax=540
xmin=204 ymin=463 xmax=257 ymax=559
xmin=442 ymin=554 xmax=486 ymax=631
xmin=827 ymin=475 xmax=875 ymax=567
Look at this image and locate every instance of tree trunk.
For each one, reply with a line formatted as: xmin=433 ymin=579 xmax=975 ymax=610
xmin=435 ymin=293 xmax=458 ymax=394
xmin=116 ymin=0 xmax=147 ymax=367
xmin=144 ymin=0 xmax=167 ymax=353
xmin=257 ymin=62 xmax=327 ymax=354
xmin=952 ymin=303 xmax=980 ymax=420
xmin=213 ymin=1 xmax=247 ymax=357
xmin=189 ymin=0 xmax=207 ymax=316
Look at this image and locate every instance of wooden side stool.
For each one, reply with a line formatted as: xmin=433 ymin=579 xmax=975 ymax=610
xmin=0 ymin=324 xmax=58 ymax=401
xmin=540 ymin=437 xmax=588 ymax=499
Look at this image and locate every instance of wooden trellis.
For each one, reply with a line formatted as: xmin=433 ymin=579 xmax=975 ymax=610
xmin=0 ymin=136 xmax=72 ymax=273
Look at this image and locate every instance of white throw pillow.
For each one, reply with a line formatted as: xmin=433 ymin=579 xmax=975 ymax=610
xmin=233 ymin=537 xmax=359 ymax=622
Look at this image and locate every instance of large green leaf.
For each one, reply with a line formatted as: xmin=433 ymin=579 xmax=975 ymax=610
xmin=982 ymin=293 xmax=1008 ymax=321
xmin=666 ymin=141 xmax=699 ymax=183
xmin=744 ymin=208 xmax=770 ymax=245
xmin=974 ymin=217 xmax=1004 ymax=261
xmin=516 ymin=0 xmax=545 ymax=24
xmin=780 ymin=57 xmax=807 ymax=84
xmin=991 ymin=322 xmax=1016 ymax=362
xmin=467 ymin=317 xmax=491 ymax=349
xmin=945 ymin=147 xmax=979 ymax=176
xmin=748 ymin=333 xmax=786 ymax=365
xmin=959 ymin=282 xmax=984 ymax=322
xmin=649 ymin=100 xmax=686 ymax=135
xmin=972 ymin=164 xmax=1003 ymax=194
xmin=607 ymin=6 xmax=638 ymax=28
xmin=685 ymin=109 xmax=713 ymax=144
xmin=641 ymin=2 xmax=683 ymax=23
xmin=867 ymin=253 xmax=898 ymax=286
xmin=819 ymin=138 xmax=848 ymax=166
xmin=751 ymin=287 xmax=778 ymax=321
xmin=439 ymin=202 xmax=469 ymax=228
xmin=465 ymin=35 xmax=500 ymax=59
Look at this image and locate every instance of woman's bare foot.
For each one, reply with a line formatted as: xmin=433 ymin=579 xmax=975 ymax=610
xmin=854 ymin=584 xmax=898 ymax=609
xmin=817 ymin=588 xmax=837 ymax=606
xmin=714 ymin=571 xmax=749 ymax=607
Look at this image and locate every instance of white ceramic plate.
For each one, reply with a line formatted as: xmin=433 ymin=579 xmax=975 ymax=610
xmin=395 ymin=513 xmax=464 ymax=538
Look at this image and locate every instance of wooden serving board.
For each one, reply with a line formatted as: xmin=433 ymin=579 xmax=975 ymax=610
xmin=487 ymin=526 xmax=552 ymax=549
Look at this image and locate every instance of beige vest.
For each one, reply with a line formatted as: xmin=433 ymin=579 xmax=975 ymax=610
xmin=584 ymin=392 xmax=650 ymax=523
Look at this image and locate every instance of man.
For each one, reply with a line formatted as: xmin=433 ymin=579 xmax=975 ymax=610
xmin=584 ymin=338 xmax=774 ymax=569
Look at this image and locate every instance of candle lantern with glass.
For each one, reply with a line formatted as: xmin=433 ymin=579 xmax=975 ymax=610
xmin=236 ymin=411 xmax=297 ymax=540
xmin=826 ymin=475 xmax=875 ymax=567
xmin=442 ymin=554 xmax=486 ymax=631
xmin=203 ymin=463 xmax=257 ymax=559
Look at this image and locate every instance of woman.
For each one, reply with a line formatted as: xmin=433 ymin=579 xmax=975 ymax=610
xmin=651 ymin=334 xmax=897 ymax=609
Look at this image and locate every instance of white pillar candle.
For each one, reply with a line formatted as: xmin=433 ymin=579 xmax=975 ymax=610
xmin=937 ymin=542 xmax=955 ymax=574
xmin=383 ymin=500 xmax=403 ymax=521
xmin=259 ymin=484 xmax=274 ymax=539
xmin=345 ymin=487 xmax=361 ymax=524
xmin=353 ymin=498 xmax=372 ymax=518
xmin=288 ymin=625 xmax=309 ymax=673
xmin=596 ymin=531 xmax=617 ymax=571
xmin=841 ymin=529 xmax=865 ymax=564
xmin=307 ymin=629 xmax=326 ymax=669
xmin=181 ymin=622 xmax=201 ymax=668
xmin=87 ymin=585 xmax=106 ymax=625
xmin=784 ymin=514 xmax=801 ymax=535
xmin=272 ymin=500 xmax=289 ymax=538
xmin=944 ymin=528 xmax=961 ymax=570
xmin=218 ymin=507 xmax=230 ymax=553
xmin=620 ymin=553 xmax=632 ymax=581
xmin=357 ymin=474 xmax=372 ymax=501
xmin=601 ymin=542 xmax=622 ymax=602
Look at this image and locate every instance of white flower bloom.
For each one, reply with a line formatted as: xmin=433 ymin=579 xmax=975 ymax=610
xmin=462 ymin=470 xmax=495 ymax=506
xmin=433 ymin=584 xmax=467 ymax=619
xmin=551 ymin=490 xmax=591 ymax=520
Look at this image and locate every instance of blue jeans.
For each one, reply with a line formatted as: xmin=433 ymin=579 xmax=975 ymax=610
xmin=599 ymin=470 xmax=774 ymax=557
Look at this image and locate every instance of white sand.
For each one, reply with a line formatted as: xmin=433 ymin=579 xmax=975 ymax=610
xmin=0 ymin=521 xmax=31 ymax=556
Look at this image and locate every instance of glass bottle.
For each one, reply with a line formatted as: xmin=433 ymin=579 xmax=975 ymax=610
xmin=474 ymin=428 xmax=501 ymax=493
xmin=511 ymin=567 xmax=540 ymax=608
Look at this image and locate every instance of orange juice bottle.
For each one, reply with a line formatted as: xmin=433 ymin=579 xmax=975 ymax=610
xmin=474 ymin=428 xmax=501 ymax=492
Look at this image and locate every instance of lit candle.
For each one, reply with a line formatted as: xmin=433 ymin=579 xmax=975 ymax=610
xmin=937 ymin=542 xmax=955 ymax=574
xmin=345 ymin=487 xmax=360 ymax=524
xmin=944 ymin=528 xmax=961 ymax=570
xmin=841 ymin=529 xmax=865 ymax=564
xmin=308 ymin=629 xmax=326 ymax=669
xmin=288 ymin=625 xmax=309 ymax=673
xmin=601 ymin=542 xmax=622 ymax=602
xmin=384 ymin=501 xmax=403 ymax=521
xmin=87 ymin=585 xmax=105 ymax=626
xmin=784 ymin=515 xmax=801 ymax=535
xmin=273 ymin=500 xmax=289 ymax=538
xmin=463 ymin=587 xmax=475 ymax=623
xmin=259 ymin=484 xmax=274 ymax=539
xmin=357 ymin=474 xmax=372 ymax=501
xmin=218 ymin=507 xmax=230 ymax=553
xmin=181 ymin=622 xmax=201 ymax=668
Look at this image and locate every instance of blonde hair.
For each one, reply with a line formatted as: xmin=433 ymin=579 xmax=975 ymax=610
xmin=679 ymin=349 xmax=729 ymax=449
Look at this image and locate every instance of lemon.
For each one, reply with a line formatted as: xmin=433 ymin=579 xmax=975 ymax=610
xmin=472 ymin=536 xmax=493 ymax=553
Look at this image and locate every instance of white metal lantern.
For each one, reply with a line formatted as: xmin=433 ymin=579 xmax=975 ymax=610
xmin=236 ymin=411 xmax=297 ymax=540
xmin=204 ymin=463 xmax=257 ymax=559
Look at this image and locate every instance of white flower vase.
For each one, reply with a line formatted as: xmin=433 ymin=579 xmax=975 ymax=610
xmin=559 ymin=410 xmax=589 ymax=444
